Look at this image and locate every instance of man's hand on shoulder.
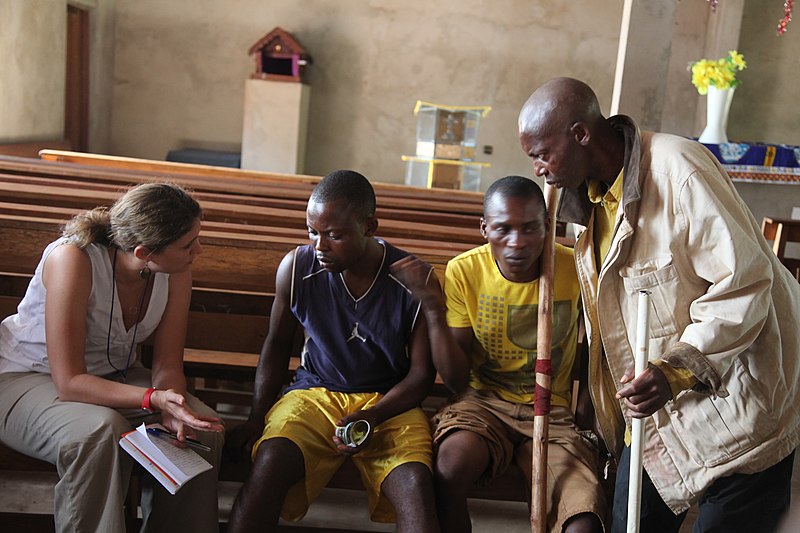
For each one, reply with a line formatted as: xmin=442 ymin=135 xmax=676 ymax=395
xmin=390 ymin=256 xmax=443 ymax=314
xmin=391 ymin=256 xmax=432 ymax=295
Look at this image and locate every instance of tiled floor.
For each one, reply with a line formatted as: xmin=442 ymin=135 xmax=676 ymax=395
xmin=0 ymin=475 xmax=530 ymax=532
xmin=2 ymin=458 xmax=798 ymax=532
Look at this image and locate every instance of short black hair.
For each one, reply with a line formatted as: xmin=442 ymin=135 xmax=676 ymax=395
xmin=484 ymin=175 xmax=545 ymax=214
xmin=310 ymin=169 xmax=376 ymax=221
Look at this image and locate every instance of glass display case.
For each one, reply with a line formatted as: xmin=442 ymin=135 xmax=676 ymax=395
xmin=413 ymin=101 xmax=490 ymax=161
xmin=403 ymin=101 xmax=491 ymax=191
xmin=402 ymin=155 xmax=488 ymax=191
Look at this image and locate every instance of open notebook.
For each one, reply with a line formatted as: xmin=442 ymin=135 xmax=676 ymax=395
xmin=119 ymin=423 xmax=212 ymax=494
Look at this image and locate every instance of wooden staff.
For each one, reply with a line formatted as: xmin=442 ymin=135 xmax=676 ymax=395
xmin=627 ymin=290 xmax=651 ymax=533
xmin=531 ymin=183 xmax=559 ymax=533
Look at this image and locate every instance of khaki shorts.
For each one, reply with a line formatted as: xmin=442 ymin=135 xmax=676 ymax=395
xmin=253 ymin=387 xmax=432 ymax=523
xmin=432 ymin=388 xmax=606 ymax=532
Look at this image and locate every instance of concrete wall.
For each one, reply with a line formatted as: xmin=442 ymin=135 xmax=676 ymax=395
xmin=81 ymin=0 xmax=117 ymax=154
xmin=0 ymin=0 xmax=66 ymax=143
xmin=660 ymin=0 xmax=712 ymax=137
xmin=2 ymin=0 xmax=798 ymax=216
xmin=0 ymin=0 xmax=116 ymax=152
xmin=732 ymin=0 xmax=800 ymax=146
xmin=109 ymin=0 xmax=624 ymax=187
xmin=729 ymin=1 xmax=800 ymax=223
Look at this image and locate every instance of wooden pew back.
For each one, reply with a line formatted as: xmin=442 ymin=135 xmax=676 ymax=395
xmin=0 ymin=160 xmax=532 ymax=506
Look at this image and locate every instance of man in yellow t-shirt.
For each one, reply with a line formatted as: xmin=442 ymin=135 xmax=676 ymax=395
xmin=392 ymin=176 xmax=604 ymax=533
xmin=445 ymin=233 xmax=579 ymax=407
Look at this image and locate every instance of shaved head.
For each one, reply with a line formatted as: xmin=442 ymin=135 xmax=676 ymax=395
xmin=518 ymin=77 xmax=604 ymax=137
xmin=518 ymin=77 xmax=624 ymax=188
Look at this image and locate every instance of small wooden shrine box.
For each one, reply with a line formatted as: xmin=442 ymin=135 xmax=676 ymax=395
xmin=248 ymin=27 xmax=312 ymax=83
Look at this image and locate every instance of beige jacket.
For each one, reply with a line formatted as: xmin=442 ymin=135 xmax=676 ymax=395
xmin=558 ymin=115 xmax=800 ymax=513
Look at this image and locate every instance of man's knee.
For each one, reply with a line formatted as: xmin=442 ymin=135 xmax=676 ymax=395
xmin=434 ymin=447 xmax=466 ymax=484
xmin=563 ymin=511 xmax=603 ymax=533
xmin=434 ymin=432 xmax=489 ymax=486
xmin=251 ymin=437 xmax=304 ymax=484
xmin=388 ymin=461 xmax=431 ymax=485
xmin=383 ymin=462 xmax=435 ymax=507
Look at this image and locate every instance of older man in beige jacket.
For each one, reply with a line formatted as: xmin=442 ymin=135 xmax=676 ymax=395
xmin=519 ymin=77 xmax=800 ymax=533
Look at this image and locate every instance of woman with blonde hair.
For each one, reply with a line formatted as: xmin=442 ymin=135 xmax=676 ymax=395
xmin=0 ymin=183 xmax=224 ymax=533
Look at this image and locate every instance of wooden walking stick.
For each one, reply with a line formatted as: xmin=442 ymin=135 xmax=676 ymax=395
xmin=531 ymin=183 xmax=559 ymax=533
xmin=627 ymin=290 xmax=651 ymax=533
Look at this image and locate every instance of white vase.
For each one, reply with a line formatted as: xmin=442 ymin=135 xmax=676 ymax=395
xmin=698 ymin=86 xmax=735 ymax=144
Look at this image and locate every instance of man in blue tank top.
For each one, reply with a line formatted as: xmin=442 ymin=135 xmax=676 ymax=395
xmin=226 ymin=170 xmax=440 ymax=533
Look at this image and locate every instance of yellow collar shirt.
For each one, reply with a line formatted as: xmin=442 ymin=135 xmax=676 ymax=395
xmin=587 ymin=169 xmax=624 ymax=269
xmin=585 ymin=170 xmax=696 ymax=447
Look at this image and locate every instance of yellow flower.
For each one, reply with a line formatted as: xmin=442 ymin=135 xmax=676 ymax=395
xmin=689 ymin=50 xmax=747 ymax=94
xmin=729 ymin=50 xmax=747 ymax=70
xmin=691 ymin=62 xmax=711 ymax=94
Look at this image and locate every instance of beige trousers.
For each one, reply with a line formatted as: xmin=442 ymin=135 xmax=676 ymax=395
xmin=0 ymin=366 xmax=224 ymax=533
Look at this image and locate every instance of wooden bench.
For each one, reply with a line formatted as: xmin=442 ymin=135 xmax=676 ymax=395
xmin=761 ymin=216 xmax=800 ymax=281
xmin=0 ymin=272 xmax=504 ymax=498
xmin=0 ymin=153 xmax=485 ymax=220
xmin=0 ymin=270 xmax=528 ymax=510
xmin=0 ymin=140 xmax=71 ymax=158
xmin=0 ymin=163 xmax=482 ymax=230
xmin=34 ymin=150 xmax=486 ymax=210
xmin=0 ymin=175 xmax=484 ymax=247
xmin=0 ymin=159 xmax=558 ymax=524
xmin=0 ymin=207 xmax=457 ymax=295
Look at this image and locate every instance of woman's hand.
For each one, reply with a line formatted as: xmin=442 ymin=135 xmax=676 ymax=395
xmin=153 ymin=389 xmax=225 ymax=441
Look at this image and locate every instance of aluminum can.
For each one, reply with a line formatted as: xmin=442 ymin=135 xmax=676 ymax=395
xmin=335 ymin=419 xmax=371 ymax=447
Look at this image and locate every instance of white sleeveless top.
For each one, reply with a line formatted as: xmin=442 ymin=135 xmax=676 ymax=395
xmin=0 ymin=238 xmax=169 ymax=375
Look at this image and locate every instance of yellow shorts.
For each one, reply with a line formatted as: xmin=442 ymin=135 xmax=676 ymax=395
xmin=253 ymin=388 xmax=433 ymax=523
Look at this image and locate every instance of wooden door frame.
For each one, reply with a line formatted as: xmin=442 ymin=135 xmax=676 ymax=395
xmin=65 ymin=5 xmax=89 ymax=151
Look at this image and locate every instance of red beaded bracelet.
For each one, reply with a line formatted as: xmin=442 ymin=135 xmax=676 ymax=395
xmin=141 ymin=387 xmax=157 ymax=412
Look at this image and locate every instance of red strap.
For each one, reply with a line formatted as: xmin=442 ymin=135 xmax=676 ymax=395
xmin=141 ymin=387 xmax=157 ymax=412
xmin=534 ymin=384 xmax=552 ymax=416
xmin=534 ymin=360 xmax=553 ymax=416
xmin=535 ymin=359 xmax=553 ymax=376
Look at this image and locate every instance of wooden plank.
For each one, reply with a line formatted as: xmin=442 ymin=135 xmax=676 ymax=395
xmin=36 ymin=150 xmax=485 ymax=204
xmin=190 ymin=287 xmax=273 ymax=315
xmin=0 ymin=140 xmax=71 ymax=158
xmin=0 ymin=295 xmax=21 ymax=321
xmin=0 ymin=212 xmax=453 ymax=295
xmin=0 ymin=155 xmax=484 ymax=216
xmin=184 ymin=313 xmax=266 ymax=354
xmin=0 ymin=197 xmax=473 ymax=256
xmin=0 ymin=177 xmax=484 ymax=246
xmin=0 ymin=443 xmax=55 ymax=472
xmin=184 ymin=348 xmax=260 ymax=371
xmin=0 ymin=171 xmax=482 ymax=228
